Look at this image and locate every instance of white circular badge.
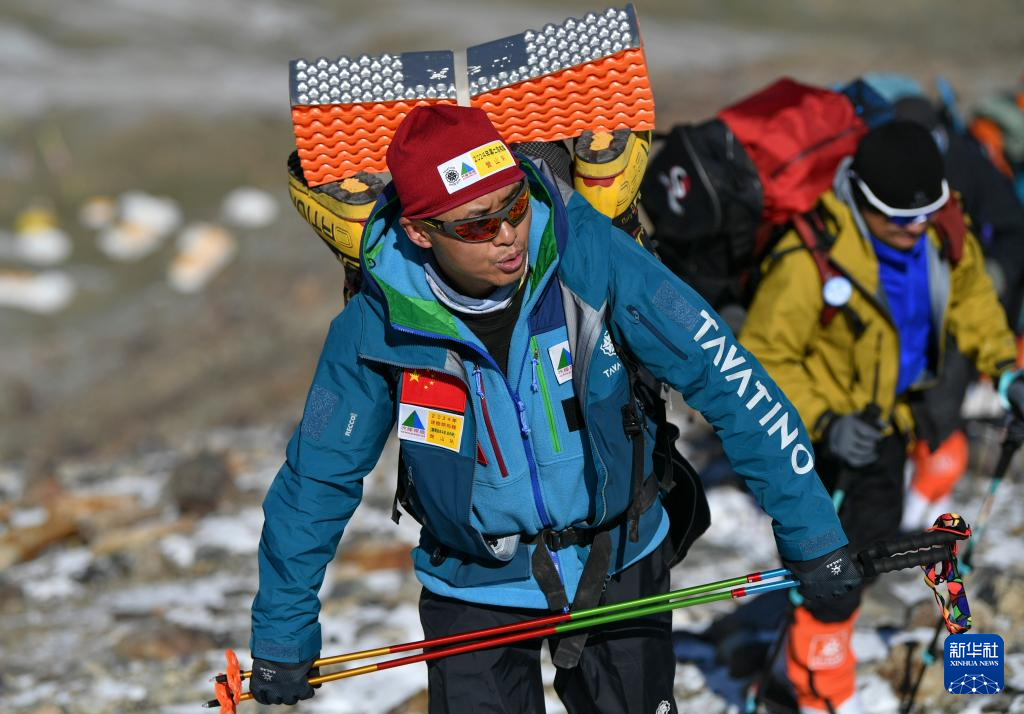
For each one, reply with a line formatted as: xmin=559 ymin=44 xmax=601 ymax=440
xmin=822 ymin=276 xmax=853 ymax=307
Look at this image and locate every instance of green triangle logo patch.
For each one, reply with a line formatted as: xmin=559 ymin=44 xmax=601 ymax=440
xmin=402 ymin=411 xmax=425 ymax=430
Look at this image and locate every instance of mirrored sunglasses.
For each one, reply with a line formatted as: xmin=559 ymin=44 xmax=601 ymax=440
xmin=420 ymin=181 xmax=530 ymax=243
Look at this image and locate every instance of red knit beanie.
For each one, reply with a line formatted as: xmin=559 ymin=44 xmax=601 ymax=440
xmin=386 ymin=105 xmax=524 ymax=219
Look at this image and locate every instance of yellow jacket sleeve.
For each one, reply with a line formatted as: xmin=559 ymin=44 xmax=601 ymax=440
xmin=740 ymin=243 xmax=834 ymax=441
xmin=946 ymin=230 xmax=1018 ymax=379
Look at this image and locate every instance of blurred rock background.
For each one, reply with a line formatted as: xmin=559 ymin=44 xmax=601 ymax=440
xmin=0 ymin=1 xmax=1020 ymax=712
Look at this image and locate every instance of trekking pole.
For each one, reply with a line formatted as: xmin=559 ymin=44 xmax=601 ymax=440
xmin=206 ymin=529 xmax=969 ymax=712
xmin=898 ymin=434 xmax=1021 ymax=714
xmin=214 ymin=567 xmax=791 ymax=688
xmin=207 ymin=569 xmax=796 ymax=711
xmin=963 ymin=433 xmax=1021 ymax=565
xmin=743 ymin=602 xmax=793 ymax=713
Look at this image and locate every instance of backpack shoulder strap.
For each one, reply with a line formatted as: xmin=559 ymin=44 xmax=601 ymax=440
xmin=603 ymin=320 xmax=653 ymax=543
xmin=929 ymin=194 xmax=967 ymax=266
xmin=380 ymin=365 xmax=420 ymax=526
xmin=791 ymin=208 xmax=845 ymax=327
xmin=604 ymin=316 xmax=711 ymax=568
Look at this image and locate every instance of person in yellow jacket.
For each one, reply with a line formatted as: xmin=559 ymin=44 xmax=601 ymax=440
xmin=741 ymin=121 xmax=1024 ymax=714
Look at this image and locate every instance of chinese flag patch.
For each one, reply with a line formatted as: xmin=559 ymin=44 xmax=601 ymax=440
xmin=400 ymin=370 xmax=467 ymax=414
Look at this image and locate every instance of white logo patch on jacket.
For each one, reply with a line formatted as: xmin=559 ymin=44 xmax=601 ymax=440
xmin=398 ymin=404 xmax=464 ymax=452
xmin=600 ymin=330 xmax=617 ymax=357
xmin=547 ymin=340 xmax=573 ymax=384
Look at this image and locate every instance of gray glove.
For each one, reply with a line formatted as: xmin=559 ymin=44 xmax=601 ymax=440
xmin=825 ymin=412 xmax=883 ymax=468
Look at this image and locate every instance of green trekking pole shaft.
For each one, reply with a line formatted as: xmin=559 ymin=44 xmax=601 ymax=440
xmin=219 ymin=567 xmax=791 ymax=683
xmin=554 ymin=578 xmax=798 ymax=635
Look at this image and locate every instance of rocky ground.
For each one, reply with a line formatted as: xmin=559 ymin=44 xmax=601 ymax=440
xmin=1 ymin=1 xmax=1022 ymax=712
xmin=1 ymin=412 xmax=1022 ymax=713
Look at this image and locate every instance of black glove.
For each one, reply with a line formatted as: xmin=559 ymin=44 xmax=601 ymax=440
xmin=249 ymin=657 xmax=319 ymax=706
xmin=784 ymin=545 xmax=863 ymax=608
xmin=824 ymin=412 xmax=883 ymax=468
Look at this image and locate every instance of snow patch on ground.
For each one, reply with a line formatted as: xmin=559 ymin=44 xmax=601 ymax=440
xmin=853 ymin=630 xmax=889 ymax=663
xmin=0 ymin=270 xmax=76 ymax=313
xmin=18 ymin=547 xmax=94 ymax=601
xmin=192 ymin=506 xmax=265 ymax=555
xmin=858 ymin=673 xmax=899 ymax=713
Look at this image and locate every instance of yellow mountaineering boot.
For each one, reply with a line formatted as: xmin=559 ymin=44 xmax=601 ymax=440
xmin=573 ymin=129 xmax=652 ymax=244
xmin=286 ymin=151 xmax=386 ymax=297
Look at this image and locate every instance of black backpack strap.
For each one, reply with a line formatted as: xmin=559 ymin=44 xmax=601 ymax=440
xmin=605 ymin=317 xmax=711 ymax=569
xmin=605 ymin=323 xmax=655 ymax=542
xmin=383 ymin=365 xmax=421 ymax=526
xmin=530 ymin=539 xmax=571 ymax=612
xmin=525 ymin=523 xmax=615 ymax=669
xmin=391 ymin=455 xmax=404 ymax=524
xmin=549 ymin=529 xmax=612 ymax=669
xmin=604 ymin=320 xmax=682 ymax=539
xmin=622 ymin=395 xmax=646 ymax=543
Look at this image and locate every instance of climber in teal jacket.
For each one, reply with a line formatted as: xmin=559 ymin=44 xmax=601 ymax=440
xmin=248 ymin=106 xmax=858 ymax=712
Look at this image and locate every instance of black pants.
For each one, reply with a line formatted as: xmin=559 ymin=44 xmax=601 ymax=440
xmin=909 ymin=337 xmax=972 ymax=450
xmin=419 ymin=540 xmax=677 ymax=714
xmin=809 ymin=433 xmax=907 ymax=621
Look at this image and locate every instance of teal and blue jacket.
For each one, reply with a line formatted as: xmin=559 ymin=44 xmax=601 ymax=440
xmin=250 ymin=158 xmax=847 ymax=663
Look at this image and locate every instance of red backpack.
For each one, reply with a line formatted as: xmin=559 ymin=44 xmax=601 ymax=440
xmin=717 ymin=78 xmax=868 ymax=253
xmin=642 ymin=78 xmax=870 ymax=309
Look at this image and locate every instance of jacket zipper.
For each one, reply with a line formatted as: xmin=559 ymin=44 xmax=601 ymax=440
xmin=368 ymin=346 xmax=561 ymax=585
xmin=510 ymin=382 xmax=565 ymax=609
xmin=626 ymin=306 xmax=690 ymax=362
xmin=512 ymin=390 xmax=554 ymax=527
xmin=472 ymin=365 xmax=509 ymax=477
xmin=531 ymin=337 xmax=562 ymax=454
xmin=388 ymin=323 xmax=556 ymax=531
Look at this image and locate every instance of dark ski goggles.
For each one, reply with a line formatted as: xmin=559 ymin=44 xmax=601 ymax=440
xmin=419 ymin=181 xmax=530 ymax=242
xmin=853 ymin=174 xmax=949 ymax=228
